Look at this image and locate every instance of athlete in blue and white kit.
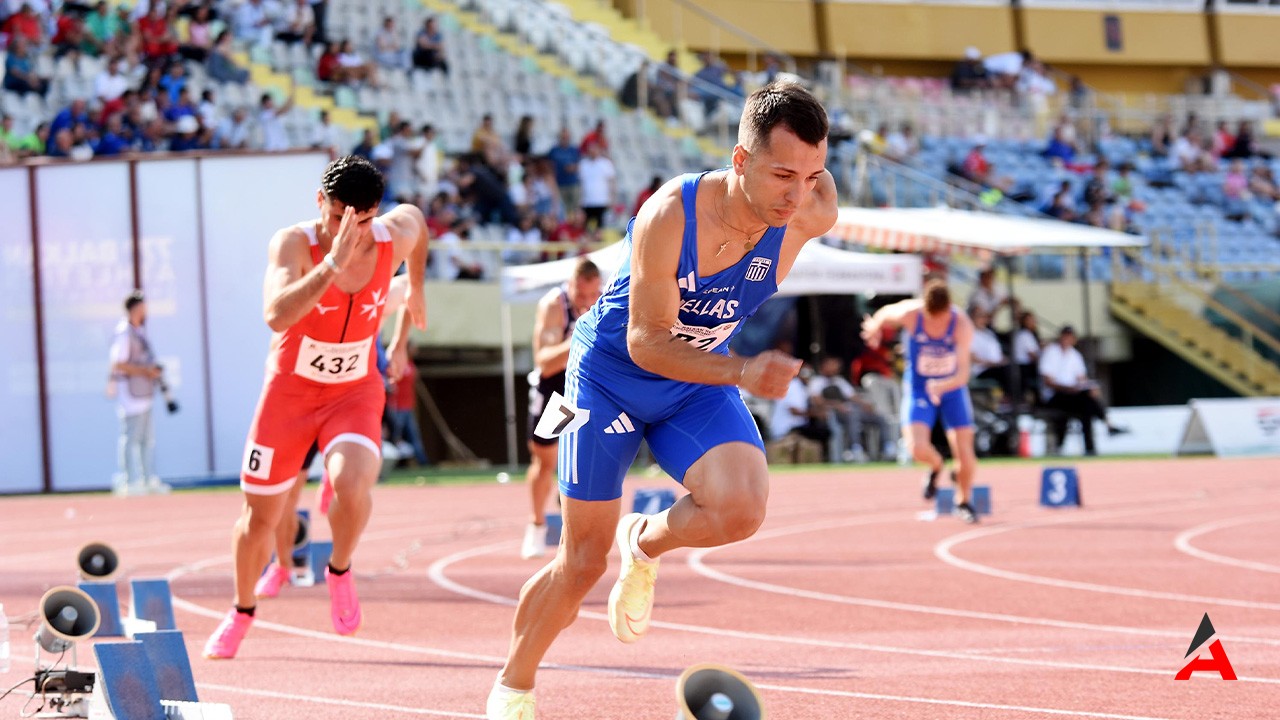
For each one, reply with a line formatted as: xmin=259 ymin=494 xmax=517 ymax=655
xmin=486 ymin=82 xmax=838 ymax=719
xmin=861 ymin=279 xmax=980 ymax=524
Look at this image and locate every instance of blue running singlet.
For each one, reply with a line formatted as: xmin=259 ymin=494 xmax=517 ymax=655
xmin=901 ymin=307 xmax=974 ymax=430
xmin=555 ymin=171 xmax=786 ymax=500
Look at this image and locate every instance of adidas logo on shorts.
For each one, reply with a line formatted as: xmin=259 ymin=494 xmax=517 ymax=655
xmin=603 ymin=412 xmax=636 ymax=435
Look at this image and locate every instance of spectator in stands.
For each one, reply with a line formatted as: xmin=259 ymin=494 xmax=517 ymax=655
xmin=549 ymin=207 xmax=588 ymax=249
xmin=633 ymin=175 xmax=661 ymax=217
xmin=372 ymin=15 xmax=406 ymax=70
xmin=181 ymin=6 xmax=214 ymax=64
xmin=761 ymin=53 xmax=782 ymax=84
xmin=1082 ymin=160 xmax=1112 ymax=207
xmin=1248 ymin=164 xmax=1279 ymax=202
xmin=208 ymin=30 xmax=248 ymax=84
xmin=951 ymin=46 xmax=990 ymax=93
xmin=1223 ymin=159 xmax=1250 ymax=221
xmin=258 ymin=89 xmax=294 ymax=152
xmin=137 ymin=3 xmax=178 ymax=65
xmin=512 ymin=114 xmax=534 ymax=159
xmin=577 ymin=140 xmax=614 ymax=232
xmin=460 ymin=152 xmax=517 ymax=226
xmin=214 ymin=106 xmax=251 ymax=149
xmin=309 ymin=0 xmax=327 ymax=46
xmin=1223 ymin=121 xmax=1263 ymax=160
xmin=431 ymin=213 xmax=483 ymax=281
xmin=94 ymin=54 xmax=129 ymax=112
xmin=883 ymin=121 xmax=917 ymax=162
xmin=51 ymin=6 xmax=86 ymax=58
xmin=234 ymin=0 xmax=273 ymax=48
xmin=692 ymin=51 xmax=731 ymax=115
xmin=387 ymin=120 xmax=423 ymax=200
xmin=654 ymin=49 xmax=683 ymax=115
xmin=411 ymin=16 xmax=447 ymax=75
xmin=1012 ymin=310 xmax=1041 ymax=403
xmin=350 ymin=127 xmax=376 ymax=159
xmin=1172 ymin=128 xmax=1214 ymax=174
xmin=968 ymin=266 xmax=1013 ymax=325
xmin=579 ymin=119 xmax=609 ymax=156
xmin=969 ymin=308 xmax=1009 ymax=395
xmin=983 ymin=49 xmax=1027 ymax=90
xmin=3 ymin=35 xmax=48 ymax=96
xmin=1149 ymin=114 xmax=1174 ymax=159
xmin=619 ymin=60 xmax=670 ymax=118
xmin=0 ymin=113 xmax=42 ymax=158
xmin=961 ymin=136 xmax=990 ymax=185
xmin=547 ymin=127 xmax=581 ymax=215
xmin=336 ymin=38 xmax=379 ymax=87
xmin=158 ymin=61 xmax=188 ymax=103
xmin=84 ymin=1 xmax=121 ymax=56
xmin=46 ymin=98 xmax=91 ymax=154
xmin=527 ymin=157 xmax=558 ymax=219
xmin=810 ymin=355 xmax=893 ymax=462
xmin=415 ymin=124 xmax=442 ymax=198
xmin=1043 ymin=181 xmax=1076 ymax=221
xmin=276 ymin=0 xmax=315 ymax=46
xmin=769 ymin=363 xmax=827 ymax=446
xmin=1111 ymin=161 xmax=1136 ymax=208
xmin=1038 ymin=326 xmax=1126 ymax=455
xmin=1210 ymin=120 xmax=1234 ymax=159
xmin=308 ymin=109 xmax=344 ymax=156
xmin=1042 ymin=123 xmax=1076 ymax=165
xmin=470 ymin=113 xmax=501 ymax=159
xmin=169 ymin=113 xmax=203 ymax=151
xmin=137 ymin=117 xmax=168 ymax=152
xmin=3 ymin=4 xmax=44 ymax=47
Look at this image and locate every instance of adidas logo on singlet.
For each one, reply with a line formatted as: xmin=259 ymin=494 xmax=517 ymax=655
xmin=603 ymin=412 xmax=636 ymax=434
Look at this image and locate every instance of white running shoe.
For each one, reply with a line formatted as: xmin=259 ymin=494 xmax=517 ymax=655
xmin=607 ymin=512 xmax=659 ymax=644
xmin=520 ymin=523 xmax=546 ymax=559
xmin=486 ymin=682 xmax=535 ymax=720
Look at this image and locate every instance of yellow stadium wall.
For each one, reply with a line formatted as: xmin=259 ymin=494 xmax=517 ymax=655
xmin=820 ymin=3 xmax=1015 ymax=60
xmin=630 ymin=0 xmax=820 ymax=56
xmin=1213 ymin=14 xmax=1280 ymax=67
xmin=1052 ymin=64 xmax=1206 ymax=94
xmin=1021 ymin=9 xmax=1210 ymax=65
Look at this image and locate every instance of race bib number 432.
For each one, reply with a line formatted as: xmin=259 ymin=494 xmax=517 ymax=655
xmin=294 ymin=335 xmax=372 ymax=384
xmin=669 ymin=320 xmax=739 ymax=353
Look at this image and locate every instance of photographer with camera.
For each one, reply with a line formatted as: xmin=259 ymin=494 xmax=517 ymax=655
xmin=107 ymin=290 xmax=175 ymax=496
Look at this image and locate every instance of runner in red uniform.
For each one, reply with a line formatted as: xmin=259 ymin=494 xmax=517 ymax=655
xmin=204 ymin=156 xmax=428 ymax=659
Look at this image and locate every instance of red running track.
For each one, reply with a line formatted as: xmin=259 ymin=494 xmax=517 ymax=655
xmin=2 ymin=457 xmax=1277 ymax=719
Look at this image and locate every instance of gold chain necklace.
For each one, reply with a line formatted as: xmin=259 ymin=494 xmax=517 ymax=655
xmin=714 ymin=180 xmax=766 ymax=257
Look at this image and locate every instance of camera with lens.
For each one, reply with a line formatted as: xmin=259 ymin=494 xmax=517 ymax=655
xmin=155 ymin=364 xmax=179 ymax=414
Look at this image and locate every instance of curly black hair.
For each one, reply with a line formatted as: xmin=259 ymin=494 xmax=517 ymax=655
xmin=321 ymin=155 xmax=385 ymax=212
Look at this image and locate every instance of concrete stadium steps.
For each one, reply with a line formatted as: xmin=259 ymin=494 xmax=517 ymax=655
xmin=551 ymin=0 xmax=699 ymax=72
xmin=1110 ymin=282 xmax=1280 ymax=396
xmin=236 ymin=52 xmax=377 ymax=134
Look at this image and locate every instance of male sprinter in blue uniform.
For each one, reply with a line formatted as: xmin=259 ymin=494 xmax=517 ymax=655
xmin=861 ymin=279 xmax=980 ymax=524
xmin=486 ymin=82 xmax=838 ymax=719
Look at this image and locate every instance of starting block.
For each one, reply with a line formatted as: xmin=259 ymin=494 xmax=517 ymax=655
xmin=934 ymin=486 xmax=991 ymax=516
xmin=291 ymin=509 xmax=315 ymax=587
xmin=632 ymin=488 xmax=676 ymax=516
xmin=308 ymin=540 xmax=334 ymax=583
xmin=545 ymin=513 xmax=563 ymax=549
xmin=1040 ymin=467 xmax=1082 ymax=508
xmin=77 ymin=582 xmax=124 ymax=638
xmin=129 ymin=579 xmax=176 ymax=631
xmin=91 ymin=635 xmax=234 ymax=720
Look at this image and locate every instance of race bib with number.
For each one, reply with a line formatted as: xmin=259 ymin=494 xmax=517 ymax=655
xmin=294 ymin=335 xmax=372 ymax=384
xmin=533 ymin=391 xmax=591 ymax=439
xmin=915 ymin=348 xmax=957 ymax=377
xmin=669 ymin=320 xmax=740 ymax=353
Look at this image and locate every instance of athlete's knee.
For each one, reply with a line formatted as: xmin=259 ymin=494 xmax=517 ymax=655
xmin=556 ymin=542 xmax=610 ymax=592
xmin=711 ymin=491 xmax=767 ymax=543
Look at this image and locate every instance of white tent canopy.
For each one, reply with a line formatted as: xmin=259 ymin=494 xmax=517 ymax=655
xmin=502 ymin=240 xmax=923 ymax=302
xmin=827 ymin=206 xmax=1148 ymax=257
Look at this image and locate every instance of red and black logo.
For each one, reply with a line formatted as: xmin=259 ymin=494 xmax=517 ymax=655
xmin=1175 ymin=613 xmax=1236 ymax=680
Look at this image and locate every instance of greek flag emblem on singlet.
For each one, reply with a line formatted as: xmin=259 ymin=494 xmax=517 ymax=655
xmin=745 ymin=257 xmax=772 ymax=282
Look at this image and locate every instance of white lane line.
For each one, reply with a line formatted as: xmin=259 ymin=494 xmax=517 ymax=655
xmin=425 ymin=541 xmax=1280 ymax=686
xmin=753 ymin=683 xmax=1175 ymax=720
xmin=197 ymin=683 xmax=486 ymax=718
xmin=1174 ymin=514 xmax=1280 ymax=574
xmin=688 ymin=516 xmax=1280 ymax=646
xmin=934 ymin=502 xmax=1280 ymax=612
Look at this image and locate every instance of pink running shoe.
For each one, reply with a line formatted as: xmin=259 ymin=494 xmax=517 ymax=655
xmin=325 ymin=565 xmax=361 ymax=635
xmin=254 ymin=563 xmax=292 ymax=599
xmin=202 ymin=608 xmax=253 ymax=659
xmin=318 ymin=470 xmax=334 ymax=515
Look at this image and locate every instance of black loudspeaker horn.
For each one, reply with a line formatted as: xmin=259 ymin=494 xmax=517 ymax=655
xmin=675 ymin=664 xmax=765 ymax=720
xmin=77 ymin=542 xmax=119 ymax=581
xmin=35 ymin=586 xmax=100 ymax=653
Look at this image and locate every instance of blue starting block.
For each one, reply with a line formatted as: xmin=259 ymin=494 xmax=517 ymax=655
xmin=544 ymin=513 xmax=563 ymax=549
xmin=78 ymin=581 xmax=124 ymax=638
xmin=935 ymin=486 xmax=991 ymax=516
xmin=92 ymin=642 xmax=166 ymax=720
xmin=129 ymin=579 xmax=175 ymax=631
xmin=1040 ymin=467 xmax=1082 ymax=508
xmin=309 ymin=539 xmax=333 ymax=583
xmin=291 ymin=509 xmax=311 ymax=567
xmin=632 ymin=488 xmax=676 ymax=515
xmin=135 ymin=630 xmax=198 ymax=703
